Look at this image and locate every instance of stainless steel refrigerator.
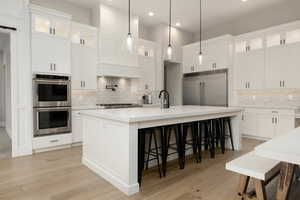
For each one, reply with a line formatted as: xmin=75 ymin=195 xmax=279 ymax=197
xmin=183 ymin=70 xmax=228 ymax=106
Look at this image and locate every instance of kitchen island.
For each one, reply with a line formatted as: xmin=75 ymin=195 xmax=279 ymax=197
xmin=80 ymin=106 xmax=242 ymax=195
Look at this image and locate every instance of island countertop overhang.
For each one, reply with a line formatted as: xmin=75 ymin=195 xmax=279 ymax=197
xmin=80 ymin=106 xmax=243 ymax=123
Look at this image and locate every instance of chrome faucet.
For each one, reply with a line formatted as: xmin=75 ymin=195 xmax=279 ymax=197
xmin=159 ymin=90 xmax=170 ymax=109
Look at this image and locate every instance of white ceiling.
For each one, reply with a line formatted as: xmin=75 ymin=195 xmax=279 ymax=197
xmin=65 ymin=0 xmax=288 ymax=33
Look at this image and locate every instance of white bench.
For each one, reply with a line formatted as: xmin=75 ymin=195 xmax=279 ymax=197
xmin=226 ymin=152 xmax=280 ymax=200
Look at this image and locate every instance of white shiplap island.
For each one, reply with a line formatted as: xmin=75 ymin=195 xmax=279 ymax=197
xmin=80 ymin=106 xmax=243 ymax=195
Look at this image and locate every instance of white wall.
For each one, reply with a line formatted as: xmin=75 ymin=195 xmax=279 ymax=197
xmin=194 ymin=0 xmax=300 ymax=40
xmin=0 ymin=51 xmax=4 ymax=127
xmin=0 ymin=0 xmax=33 ymax=157
xmin=30 ymin=0 xmax=93 ymax=25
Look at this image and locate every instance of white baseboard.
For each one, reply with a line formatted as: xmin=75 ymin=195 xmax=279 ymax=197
xmin=82 ymin=157 xmax=139 ymax=196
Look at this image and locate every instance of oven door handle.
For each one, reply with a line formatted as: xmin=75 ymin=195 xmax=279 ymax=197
xmin=36 ymin=111 xmax=39 ymax=131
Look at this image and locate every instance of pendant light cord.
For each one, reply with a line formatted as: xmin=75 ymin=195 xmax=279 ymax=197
xmin=128 ymin=0 xmax=131 ymax=34
xmin=200 ymin=0 xmax=202 ymax=53
xmin=168 ymin=0 xmax=172 ymax=46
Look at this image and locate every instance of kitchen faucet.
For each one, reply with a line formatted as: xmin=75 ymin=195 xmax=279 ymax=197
xmin=159 ymin=90 xmax=170 ymax=109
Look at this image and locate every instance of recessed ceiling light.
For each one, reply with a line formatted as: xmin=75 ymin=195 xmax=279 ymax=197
xmin=241 ymin=0 xmax=248 ymax=2
xmin=175 ymin=22 xmax=181 ymax=27
xmin=148 ymin=12 xmax=155 ymax=16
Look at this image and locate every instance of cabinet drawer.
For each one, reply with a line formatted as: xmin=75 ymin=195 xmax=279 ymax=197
xmin=33 ymin=134 xmax=72 ymax=150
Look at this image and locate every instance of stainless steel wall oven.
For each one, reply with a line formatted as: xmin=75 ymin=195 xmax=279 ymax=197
xmin=33 ymin=74 xmax=72 ymax=137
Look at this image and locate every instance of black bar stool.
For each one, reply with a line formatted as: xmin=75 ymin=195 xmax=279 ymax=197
xmin=160 ymin=125 xmax=182 ymax=177
xmin=180 ymin=122 xmax=201 ymax=168
xmin=138 ymin=128 xmax=162 ymax=185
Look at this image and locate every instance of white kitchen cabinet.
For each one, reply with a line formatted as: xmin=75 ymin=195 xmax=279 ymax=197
xmin=275 ymin=114 xmax=295 ymax=137
xmin=32 ymin=134 xmax=72 ymax=150
xmin=182 ymin=43 xmax=199 ymax=74
xmin=266 ymin=39 xmax=300 ymax=89
xmin=30 ymin=5 xmax=72 ymax=75
xmin=72 ymin=111 xmax=83 ymax=143
xmin=235 ymin=49 xmax=265 ymax=90
xmin=234 ymin=35 xmax=265 ymax=90
xmin=71 ymin=23 xmax=98 ymax=90
xmin=205 ymin=38 xmax=231 ymax=71
xmin=242 ymin=108 xmax=296 ymax=140
xmin=32 ymin=34 xmax=71 ymax=74
xmin=257 ymin=113 xmax=276 ymax=139
xmin=31 ymin=5 xmax=71 ymax=40
xmin=71 ymin=44 xmax=97 ymax=90
xmin=71 ymin=22 xmax=97 ymax=49
xmin=241 ymin=110 xmax=257 ymax=137
xmin=182 ymin=35 xmax=232 ymax=74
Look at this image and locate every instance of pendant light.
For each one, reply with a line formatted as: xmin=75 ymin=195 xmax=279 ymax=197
xmin=167 ymin=0 xmax=172 ymax=60
xmin=198 ymin=0 xmax=203 ymax=65
xmin=126 ymin=0 xmax=133 ymax=52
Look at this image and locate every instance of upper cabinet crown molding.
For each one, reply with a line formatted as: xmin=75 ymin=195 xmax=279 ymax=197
xmin=29 ymin=4 xmax=72 ymax=20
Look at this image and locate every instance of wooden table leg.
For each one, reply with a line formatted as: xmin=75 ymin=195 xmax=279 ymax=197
xmin=276 ymin=162 xmax=296 ymax=200
xmin=235 ymin=175 xmax=250 ymax=200
xmin=254 ymin=179 xmax=267 ymax=200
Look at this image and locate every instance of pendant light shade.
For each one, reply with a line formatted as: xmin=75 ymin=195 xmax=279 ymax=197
xmin=199 ymin=0 xmax=203 ymax=65
xmin=167 ymin=0 xmax=172 ymax=60
xmin=126 ymin=0 xmax=133 ymax=52
xmin=198 ymin=52 xmax=203 ymax=65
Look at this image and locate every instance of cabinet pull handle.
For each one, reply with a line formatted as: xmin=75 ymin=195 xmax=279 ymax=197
xmin=283 ymin=80 xmax=285 ymax=87
xmin=275 ymin=117 xmax=278 ymax=124
xmin=272 ymin=117 xmax=274 ymax=124
xmin=53 ymin=28 xmax=56 ymax=35
xmin=49 ymin=28 xmax=52 ymax=35
xmin=50 ymin=140 xmax=59 ymax=143
xmin=280 ymin=81 xmax=282 ymax=87
xmin=248 ymin=82 xmax=250 ymax=89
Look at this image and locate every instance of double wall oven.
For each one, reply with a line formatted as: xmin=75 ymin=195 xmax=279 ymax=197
xmin=33 ymin=74 xmax=72 ymax=137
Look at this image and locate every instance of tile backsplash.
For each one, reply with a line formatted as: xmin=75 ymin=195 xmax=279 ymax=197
xmin=97 ymin=77 xmax=139 ymax=104
xmin=237 ymin=90 xmax=300 ymax=108
xmin=72 ymin=77 xmax=161 ymax=107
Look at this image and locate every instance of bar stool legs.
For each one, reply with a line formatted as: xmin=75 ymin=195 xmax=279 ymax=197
xmin=145 ymin=129 xmax=162 ymax=178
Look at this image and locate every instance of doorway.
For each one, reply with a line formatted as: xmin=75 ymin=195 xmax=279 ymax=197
xmin=164 ymin=61 xmax=183 ymax=106
xmin=0 ymin=31 xmax=12 ymax=159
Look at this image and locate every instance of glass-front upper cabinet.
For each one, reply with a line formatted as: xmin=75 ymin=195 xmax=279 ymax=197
xmin=32 ymin=14 xmax=51 ymax=35
xmin=266 ymin=29 xmax=300 ymax=48
xmin=235 ymin=37 xmax=263 ymax=53
xmin=31 ymin=6 xmax=71 ymax=40
xmin=52 ymin=18 xmax=71 ymax=39
xmin=71 ymin=22 xmax=98 ymax=48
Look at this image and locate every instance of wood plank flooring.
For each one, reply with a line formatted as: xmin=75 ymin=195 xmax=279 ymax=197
xmin=0 ymin=138 xmax=299 ymax=200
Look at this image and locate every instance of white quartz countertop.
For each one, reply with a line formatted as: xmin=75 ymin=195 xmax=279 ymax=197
xmin=80 ymin=106 xmax=242 ymax=123
xmin=255 ymin=127 xmax=300 ymax=165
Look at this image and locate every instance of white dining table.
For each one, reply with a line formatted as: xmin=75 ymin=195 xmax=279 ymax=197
xmin=255 ymin=127 xmax=300 ymax=200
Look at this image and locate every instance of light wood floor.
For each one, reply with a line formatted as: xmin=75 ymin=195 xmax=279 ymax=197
xmin=0 ymin=128 xmax=11 ymax=160
xmin=0 ymin=138 xmax=299 ymax=200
